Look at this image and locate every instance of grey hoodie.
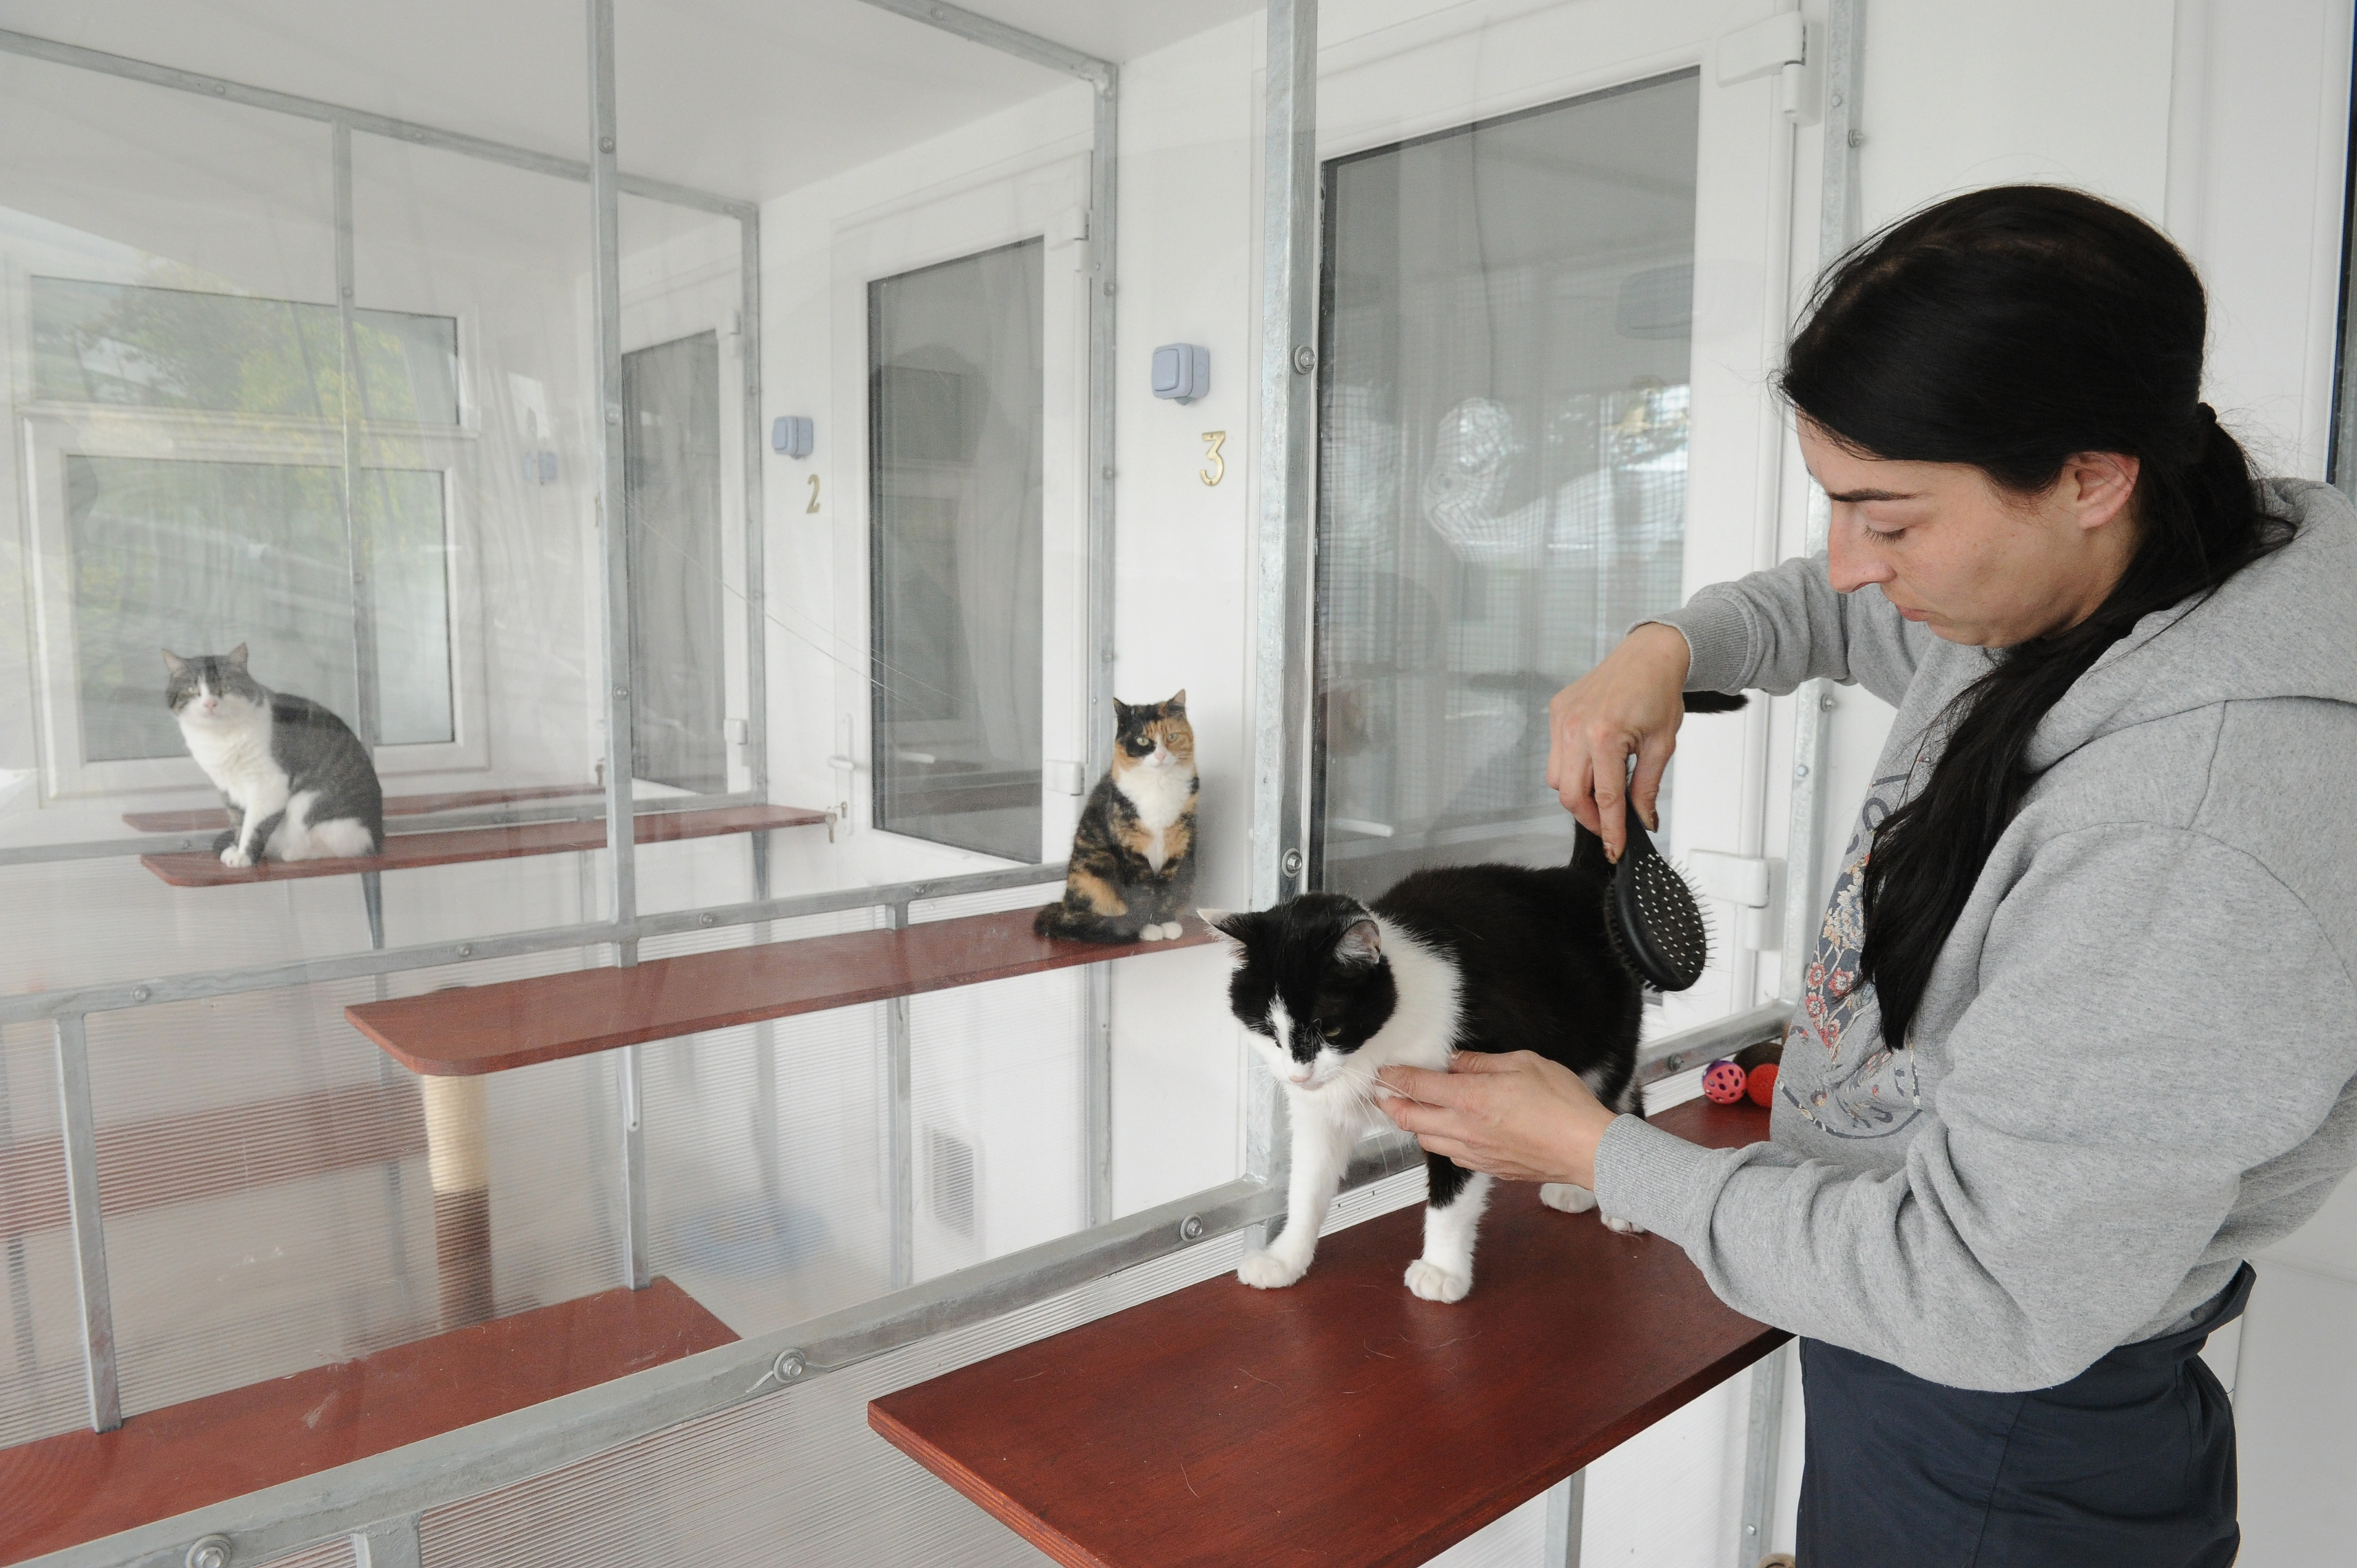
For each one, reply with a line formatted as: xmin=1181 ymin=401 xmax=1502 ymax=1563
xmin=1594 ymin=478 xmax=2357 ymax=1392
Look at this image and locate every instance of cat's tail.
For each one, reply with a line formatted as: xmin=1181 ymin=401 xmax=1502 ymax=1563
xmin=1034 ymin=898 xmax=1144 ymax=944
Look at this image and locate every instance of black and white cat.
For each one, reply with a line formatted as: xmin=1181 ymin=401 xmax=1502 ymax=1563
xmin=164 ymin=645 xmax=385 ymax=867
xmin=1205 ymin=830 xmax=1643 ymax=1304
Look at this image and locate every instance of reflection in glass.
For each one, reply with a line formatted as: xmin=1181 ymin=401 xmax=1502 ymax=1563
xmin=66 ymin=456 xmax=452 ymax=759
xmin=1314 ymin=72 xmax=1701 ymax=899
xmin=624 ymin=330 xmax=727 ymax=793
xmin=868 ymin=239 xmax=1044 ymax=861
xmin=32 ymin=277 xmax=460 ymax=425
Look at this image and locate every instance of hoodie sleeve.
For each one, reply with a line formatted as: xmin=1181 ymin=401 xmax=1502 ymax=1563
xmin=1595 ymin=822 xmax=2357 ymax=1391
xmin=1642 ymin=552 xmax=1925 ymax=708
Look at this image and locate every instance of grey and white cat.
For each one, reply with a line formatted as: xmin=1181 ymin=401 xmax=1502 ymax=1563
xmin=164 ymin=645 xmax=384 ymax=866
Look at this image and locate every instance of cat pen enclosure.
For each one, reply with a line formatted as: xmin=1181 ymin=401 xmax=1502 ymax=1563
xmin=31 ymin=0 xmax=2350 ymax=1562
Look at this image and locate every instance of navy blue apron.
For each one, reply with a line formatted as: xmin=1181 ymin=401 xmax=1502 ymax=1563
xmin=1796 ymin=1262 xmax=2255 ymax=1567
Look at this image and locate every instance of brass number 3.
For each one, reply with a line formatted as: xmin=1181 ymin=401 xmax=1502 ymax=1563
xmin=806 ymin=473 xmax=822 ymax=513
xmin=1200 ymin=430 xmax=1226 ymax=487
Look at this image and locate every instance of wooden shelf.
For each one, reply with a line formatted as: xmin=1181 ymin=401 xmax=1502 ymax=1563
xmin=139 ymin=803 xmax=826 ymax=888
xmin=870 ymin=1098 xmax=1782 ymax=1568
xmin=123 ymin=783 xmax=602 ymax=834
xmin=0 ymin=1278 xmax=736 ymax=1567
xmin=346 ymin=907 xmax=1216 ymax=1076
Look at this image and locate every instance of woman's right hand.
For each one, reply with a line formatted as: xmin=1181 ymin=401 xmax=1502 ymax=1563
xmin=1545 ymin=622 xmax=1694 ymax=862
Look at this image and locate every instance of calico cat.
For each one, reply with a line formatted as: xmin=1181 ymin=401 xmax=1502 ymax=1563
xmin=1035 ymin=691 xmax=1198 ymax=942
xmin=164 ymin=645 xmax=385 ymax=867
xmin=1204 ymin=825 xmax=1643 ymax=1304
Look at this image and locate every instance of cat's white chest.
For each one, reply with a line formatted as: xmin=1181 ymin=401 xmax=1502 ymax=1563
xmin=1116 ymin=766 xmax=1191 ymax=872
xmin=180 ymin=714 xmax=282 ymax=806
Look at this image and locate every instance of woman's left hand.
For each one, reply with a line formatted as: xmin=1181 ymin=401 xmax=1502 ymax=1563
xmin=1377 ymin=1053 xmax=1621 ymax=1188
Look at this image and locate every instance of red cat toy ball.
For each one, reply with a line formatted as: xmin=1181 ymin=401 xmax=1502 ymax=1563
xmin=1747 ymin=1062 xmax=1779 ymax=1106
xmin=1701 ymin=1059 xmax=1749 ymax=1104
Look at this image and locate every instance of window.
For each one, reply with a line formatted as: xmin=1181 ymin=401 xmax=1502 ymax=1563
xmin=623 ymin=330 xmax=725 ymax=793
xmin=23 ymin=279 xmax=472 ymax=793
xmin=1312 ymin=73 xmax=1702 ymax=899
xmin=65 ymin=455 xmax=452 ymax=761
xmin=32 ymin=277 xmax=459 ymax=425
xmin=868 ymin=239 xmax=1045 ymax=862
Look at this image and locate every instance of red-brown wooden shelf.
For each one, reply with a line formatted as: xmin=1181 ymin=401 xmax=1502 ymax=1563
xmin=869 ymin=1097 xmax=1781 ymax=1568
xmin=346 ymin=909 xmax=1218 ymax=1076
xmin=139 ymin=803 xmax=826 ymax=888
xmin=0 ymin=1278 xmax=736 ymax=1567
xmin=123 ymin=783 xmax=602 ymax=834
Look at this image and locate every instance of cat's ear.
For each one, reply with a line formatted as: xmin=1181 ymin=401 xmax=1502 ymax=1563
xmin=161 ymin=649 xmax=187 ymax=677
xmin=227 ymin=643 xmax=249 ymax=669
xmin=1335 ymin=918 xmax=1383 ymax=968
xmin=1199 ymin=908 xmax=1253 ymax=960
xmin=1165 ymin=689 xmax=1186 ymax=714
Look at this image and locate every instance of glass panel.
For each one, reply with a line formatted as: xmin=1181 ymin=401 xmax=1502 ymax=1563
xmin=868 ymin=239 xmax=1046 ymax=862
xmin=63 ymin=457 xmax=452 ymax=761
xmin=361 ymin=467 xmax=457 ymax=746
xmin=1314 ymin=73 xmax=1701 ymax=899
xmin=624 ymin=331 xmax=727 ymax=793
xmin=29 ymin=277 xmax=460 ymax=425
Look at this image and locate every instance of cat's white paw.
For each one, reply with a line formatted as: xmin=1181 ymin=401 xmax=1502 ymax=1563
xmin=1157 ymin=921 xmax=1184 ymax=940
xmin=1539 ymin=1183 xmax=1598 ymax=1214
xmin=1237 ymin=1247 xmax=1310 ymax=1290
xmin=1601 ymin=1214 xmax=1647 ymax=1236
xmin=1404 ymin=1259 xmax=1472 ymax=1303
xmin=219 ymin=846 xmax=253 ymax=869
xmin=1139 ymin=924 xmax=1166 ymax=942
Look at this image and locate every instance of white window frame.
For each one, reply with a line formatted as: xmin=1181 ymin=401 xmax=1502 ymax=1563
xmin=17 ymin=401 xmax=489 ymax=799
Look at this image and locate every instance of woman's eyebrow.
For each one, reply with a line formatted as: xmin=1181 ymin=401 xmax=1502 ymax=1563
xmin=1826 ymin=486 xmax=1922 ymax=502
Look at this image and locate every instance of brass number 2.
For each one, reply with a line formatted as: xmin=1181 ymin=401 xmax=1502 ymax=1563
xmin=806 ymin=473 xmax=822 ymax=513
xmin=1200 ymin=430 xmax=1226 ymax=487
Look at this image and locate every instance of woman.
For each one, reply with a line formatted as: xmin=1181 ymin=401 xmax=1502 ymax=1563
xmin=1379 ymin=186 xmax=2357 ymax=1566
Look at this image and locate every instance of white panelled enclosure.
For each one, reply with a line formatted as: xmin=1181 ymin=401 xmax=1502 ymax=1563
xmin=1 ymin=1 xmax=2355 ymax=1566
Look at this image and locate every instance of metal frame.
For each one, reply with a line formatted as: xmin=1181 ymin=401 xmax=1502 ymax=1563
xmin=1247 ymin=0 xmax=1320 ymax=1205
xmin=1545 ymin=1469 xmax=1587 ymax=1568
xmin=53 ymin=1014 xmax=121 ymax=1434
xmin=1779 ymin=0 xmax=1865 ymax=1000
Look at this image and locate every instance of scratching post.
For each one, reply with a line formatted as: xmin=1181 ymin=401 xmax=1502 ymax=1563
xmin=421 ymin=1074 xmax=492 ymax=1328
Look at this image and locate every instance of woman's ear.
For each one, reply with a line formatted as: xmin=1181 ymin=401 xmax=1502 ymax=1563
xmin=2064 ymin=451 xmax=2141 ymax=533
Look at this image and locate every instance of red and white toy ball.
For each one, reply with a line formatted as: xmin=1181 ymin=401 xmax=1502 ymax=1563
xmin=1701 ymin=1059 xmax=1749 ymax=1104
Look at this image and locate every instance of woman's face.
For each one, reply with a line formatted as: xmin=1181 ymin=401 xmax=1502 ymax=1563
xmin=1796 ymin=418 xmax=2142 ymax=648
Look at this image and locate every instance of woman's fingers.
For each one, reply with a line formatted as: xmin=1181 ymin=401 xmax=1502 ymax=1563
xmin=1546 ymin=624 xmax=1693 ymax=858
xmin=1588 ymin=730 xmax=1633 ymax=860
xmin=1376 ymin=1053 xmax=1616 ymax=1189
xmin=1629 ymin=727 xmax=1677 ymax=833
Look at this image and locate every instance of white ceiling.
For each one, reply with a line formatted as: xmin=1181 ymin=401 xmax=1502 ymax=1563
xmin=0 ymin=0 xmax=1263 ymax=205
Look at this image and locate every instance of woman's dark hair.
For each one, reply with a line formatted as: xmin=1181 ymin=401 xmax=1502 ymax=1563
xmin=1781 ymin=185 xmax=2287 ymax=1050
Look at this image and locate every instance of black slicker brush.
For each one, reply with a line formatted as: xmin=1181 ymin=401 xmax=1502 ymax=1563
xmin=1604 ymin=788 xmax=1711 ymax=992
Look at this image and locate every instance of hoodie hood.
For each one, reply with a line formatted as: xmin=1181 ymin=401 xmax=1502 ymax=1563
xmin=2024 ymin=478 xmax=2357 ymax=771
